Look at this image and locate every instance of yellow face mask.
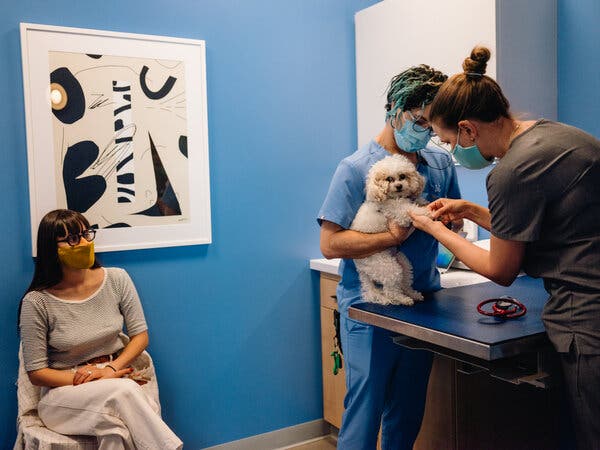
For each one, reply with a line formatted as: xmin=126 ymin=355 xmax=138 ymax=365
xmin=57 ymin=242 xmax=95 ymax=269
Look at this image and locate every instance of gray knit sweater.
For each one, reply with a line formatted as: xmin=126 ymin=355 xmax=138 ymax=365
xmin=20 ymin=267 xmax=147 ymax=371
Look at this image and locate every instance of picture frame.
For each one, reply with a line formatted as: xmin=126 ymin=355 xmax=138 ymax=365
xmin=20 ymin=23 xmax=211 ymax=255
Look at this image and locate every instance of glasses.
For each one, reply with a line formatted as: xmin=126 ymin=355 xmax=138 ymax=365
xmin=57 ymin=229 xmax=96 ymax=246
xmin=429 ymin=135 xmax=453 ymax=152
xmin=429 ymin=127 xmax=470 ymax=153
xmin=406 ymin=109 xmax=432 ymax=132
xmin=392 ymin=107 xmax=432 ymax=133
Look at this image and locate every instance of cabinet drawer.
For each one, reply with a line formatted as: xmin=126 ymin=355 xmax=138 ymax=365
xmin=320 ymin=273 xmax=340 ymax=309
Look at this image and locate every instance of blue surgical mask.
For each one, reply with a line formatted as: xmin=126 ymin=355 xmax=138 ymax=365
xmin=451 ymin=128 xmax=493 ymax=169
xmin=393 ymin=119 xmax=431 ymax=153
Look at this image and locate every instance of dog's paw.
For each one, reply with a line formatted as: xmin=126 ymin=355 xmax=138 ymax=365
xmin=414 ymin=197 xmax=429 ymax=207
xmin=361 ymin=288 xmax=392 ymax=306
xmin=411 ymin=291 xmax=424 ymax=302
xmin=393 ymin=217 xmax=412 ymax=228
xmin=410 ymin=204 xmax=431 ymax=218
xmin=390 ymin=295 xmax=415 ymax=306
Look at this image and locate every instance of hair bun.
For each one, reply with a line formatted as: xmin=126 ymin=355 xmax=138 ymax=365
xmin=462 ymin=46 xmax=490 ymax=75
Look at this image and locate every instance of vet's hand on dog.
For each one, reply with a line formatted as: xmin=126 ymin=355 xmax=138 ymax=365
xmin=387 ymin=219 xmax=414 ymax=244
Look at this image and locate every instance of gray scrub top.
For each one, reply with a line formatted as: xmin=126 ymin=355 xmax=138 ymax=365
xmin=487 ymin=119 xmax=600 ymax=353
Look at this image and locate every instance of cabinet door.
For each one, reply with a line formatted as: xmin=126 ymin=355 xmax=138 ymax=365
xmin=320 ymin=273 xmax=339 ymax=309
xmin=414 ymin=356 xmax=457 ymax=450
xmin=455 ymin=371 xmax=561 ymax=450
xmin=321 ymin=305 xmax=347 ymax=428
xmin=320 ymin=273 xmax=345 ymax=428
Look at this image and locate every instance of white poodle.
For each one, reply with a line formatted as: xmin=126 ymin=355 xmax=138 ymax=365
xmin=350 ymin=154 xmax=430 ymax=306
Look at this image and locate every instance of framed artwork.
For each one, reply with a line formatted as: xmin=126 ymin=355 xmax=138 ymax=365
xmin=20 ymin=23 xmax=211 ymax=255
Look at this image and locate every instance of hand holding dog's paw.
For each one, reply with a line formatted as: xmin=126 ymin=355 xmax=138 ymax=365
xmin=409 ymin=208 xmax=443 ymax=233
xmin=411 ymin=205 xmax=432 ymax=218
xmin=414 ymin=197 xmax=429 ymax=207
xmin=387 ymin=219 xmax=415 ymax=244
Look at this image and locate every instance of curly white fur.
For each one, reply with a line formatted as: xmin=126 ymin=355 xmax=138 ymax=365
xmin=350 ymin=154 xmax=430 ymax=306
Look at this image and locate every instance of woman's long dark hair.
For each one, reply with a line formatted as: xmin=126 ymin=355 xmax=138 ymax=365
xmin=18 ymin=209 xmax=101 ymax=330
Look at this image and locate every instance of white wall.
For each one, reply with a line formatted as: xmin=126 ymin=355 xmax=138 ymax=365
xmin=355 ymin=0 xmax=556 ymax=147
xmin=355 ymin=0 xmax=497 ymax=146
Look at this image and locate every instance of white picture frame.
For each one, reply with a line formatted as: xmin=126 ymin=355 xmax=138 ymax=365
xmin=20 ymin=23 xmax=211 ymax=255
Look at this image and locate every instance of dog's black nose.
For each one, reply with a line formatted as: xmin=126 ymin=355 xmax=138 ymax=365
xmin=396 ymin=185 xmax=403 ymax=191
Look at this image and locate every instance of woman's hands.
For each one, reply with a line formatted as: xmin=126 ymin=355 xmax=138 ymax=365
xmin=427 ymin=198 xmax=473 ymax=224
xmin=409 ymin=198 xmax=475 ymax=236
xmin=27 ymin=332 xmax=149 ymax=388
xmin=409 ymin=213 xmax=438 ymax=234
xmin=411 ymin=198 xmax=492 ymax=234
xmin=72 ymin=364 xmax=134 ymax=385
xmin=422 ymin=198 xmax=492 ymax=232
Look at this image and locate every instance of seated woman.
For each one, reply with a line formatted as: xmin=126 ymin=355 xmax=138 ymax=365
xmin=19 ymin=209 xmax=182 ymax=449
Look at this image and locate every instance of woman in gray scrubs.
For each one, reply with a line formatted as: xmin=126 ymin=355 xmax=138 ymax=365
xmin=411 ymin=46 xmax=600 ymax=450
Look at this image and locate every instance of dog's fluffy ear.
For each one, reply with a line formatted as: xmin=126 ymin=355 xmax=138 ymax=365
xmin=409 ymin=172 xmax=425 ymax=199
xmin=366 ymin=172 xmax=388 ymax=202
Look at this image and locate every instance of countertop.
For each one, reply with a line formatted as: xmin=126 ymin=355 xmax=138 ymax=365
xmin=309 ymin=258 xmax=490 ymax=288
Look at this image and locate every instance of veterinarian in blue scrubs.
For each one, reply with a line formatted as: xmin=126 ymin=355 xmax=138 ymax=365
xmin=318 ymin=65 xmax=461 ymax=450
xmin=410 ymin=46 xmax=600 ymax=450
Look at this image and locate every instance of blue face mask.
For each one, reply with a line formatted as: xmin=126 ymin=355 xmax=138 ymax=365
xmin=452 ymin=128 xmax=493 ymax=169
xmin=393 ymin=118 xmax=431 ymax=153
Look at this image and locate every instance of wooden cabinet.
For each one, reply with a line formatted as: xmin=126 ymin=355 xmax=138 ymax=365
xmin=320 ymin=273 xmax=346 ymax=428
xmin=414 ymin=358 xmax=456 ymax=450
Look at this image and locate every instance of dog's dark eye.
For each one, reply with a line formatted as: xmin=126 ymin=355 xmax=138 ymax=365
xmin=399 ymin=174 xmax=406 ymax=180
xmin=386 ymin=176 xmax=394 ymax=182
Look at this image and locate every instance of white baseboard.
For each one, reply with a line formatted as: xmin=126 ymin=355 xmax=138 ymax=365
xmin=202 ymin=419 xmax=331 ymax=450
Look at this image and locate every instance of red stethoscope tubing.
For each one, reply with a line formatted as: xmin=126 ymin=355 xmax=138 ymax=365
xmin=477 ymin=298 xmax=527 ymax=318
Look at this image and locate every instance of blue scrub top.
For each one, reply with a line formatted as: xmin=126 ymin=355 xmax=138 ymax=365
xmin=318 ymin=140 xmax=461 ymax=314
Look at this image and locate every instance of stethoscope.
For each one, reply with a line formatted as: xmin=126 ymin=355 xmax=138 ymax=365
xmin=477 ymin=296 xmax=527 ymax=319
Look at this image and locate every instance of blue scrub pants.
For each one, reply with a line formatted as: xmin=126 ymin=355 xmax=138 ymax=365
xmin=337 ymin=314 xmax=433 ymax=450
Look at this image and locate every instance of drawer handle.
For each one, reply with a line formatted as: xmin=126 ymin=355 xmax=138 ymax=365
xmin=333 ymin=310 xmax=343 ymax=355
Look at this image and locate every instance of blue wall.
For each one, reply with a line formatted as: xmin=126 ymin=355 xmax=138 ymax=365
xmin=1 ymin=1 xmax=597 ymax=448
xmin=558 ymin=0 xmax=600 ymax=136
xmin=455 ymin=166 xmax=492 ymax=239
xmin=0 ymin=1 xmax=378 ymax=448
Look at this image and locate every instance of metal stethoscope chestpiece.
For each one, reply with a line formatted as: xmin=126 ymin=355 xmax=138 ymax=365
xmin=477 ymin=295 xmax=527 ymax=319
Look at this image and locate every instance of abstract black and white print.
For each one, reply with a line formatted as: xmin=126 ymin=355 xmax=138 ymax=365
xmin=49 ymin=51 xmax=189 ymax=229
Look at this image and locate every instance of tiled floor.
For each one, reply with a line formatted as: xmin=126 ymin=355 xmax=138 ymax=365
xmin=281 ymin=434 xmax=337 ymax=450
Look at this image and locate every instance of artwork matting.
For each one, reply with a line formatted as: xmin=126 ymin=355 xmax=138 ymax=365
xmin=20 ymin=23 xmax=211 ymax=255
